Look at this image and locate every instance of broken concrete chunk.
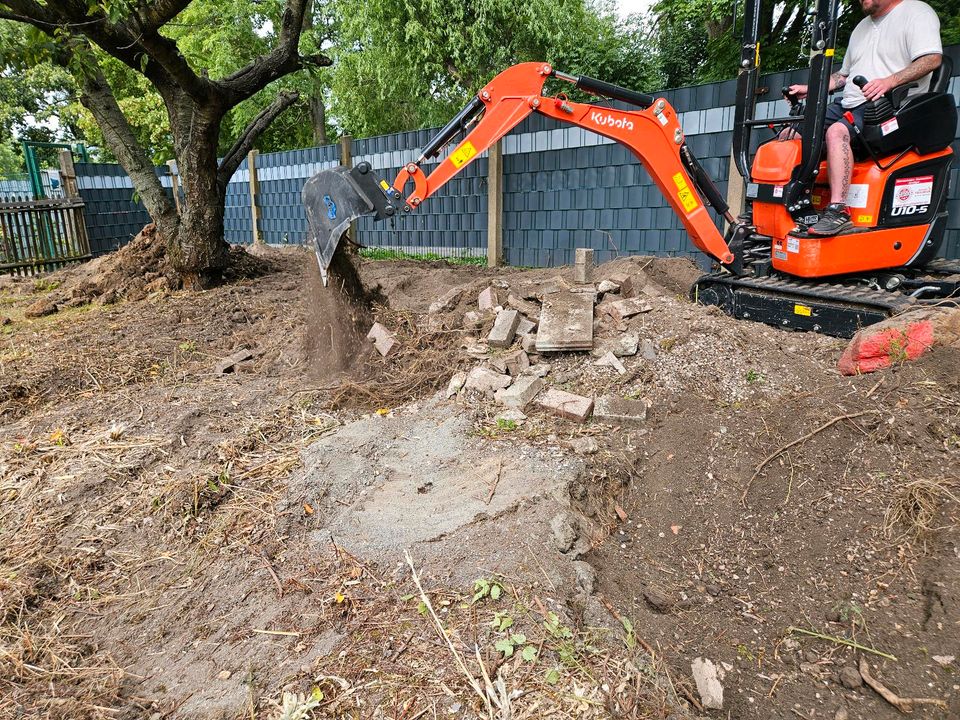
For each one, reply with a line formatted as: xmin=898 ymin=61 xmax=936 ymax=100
xmin=597 ymin=279 xmax=620 ymax=295
xmin=607 ymin=272 xmax=634 ymax=298
xmin=464 ymin=367 xmax=512 ymax=393
xmin=594 ymin=351 xmax=627 ymax=375
xmin=550 ymin=512 xmax=578 ymax=553
xmin=526 ymin=363 xmax=551 ymax=378
xmin=691 ymin=657 xmax=724 ymax=710
xmin=537 ymin=388 xmax=593 ymax=422
xmin=366 ymin=322 xmax=399 ymax=357
xmin=640 ymin=338 xmax=658 ymax=361
xmin=539 ymin=275 xmax=570 ymax=296
xmin=502 ymin=349 xmax=530 ymax=376
xmin=569 ymin=436 xmax=599 ymax=455
xmin=536 ymin=290 xmax=594 ymax=352
xmin=478 ymin=286 xmax=499 ymax=310
xmin=215 ymin=348 xmax=254 ymax=375
xmin=603 ymin=298 xmax=652 ymax=323
xmin=574 ymin=248 xmax=594 ymax=284
xmin=428 ymin=287 xmax=464 ymax=314
xmin=592 ymin=333 xmax=639 ymax=358
xmin=516 ymin=317 xmax=537 ymax=336
xmin=494 ymin=375 xmax=544 ymax=409
xmin=495 ymin=408 xmax=527 ymax=425
xmin=507 ymin=294 xmax=540 ymax=318
xmin=520 ymin=334 xmax=537 ymax=353
xmin=487 ymin=308 xmax=520 ymax=349
xmin=463 ymin=310 xmax=484 ymax=332
xmin=593 ymin=395 xmax=648 ymax=426
xmin=446 ymin=371 xmax=467 ymax=398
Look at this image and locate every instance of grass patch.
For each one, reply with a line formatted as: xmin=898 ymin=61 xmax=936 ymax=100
xmin=359 ymin=247 xmax=486 ymax=266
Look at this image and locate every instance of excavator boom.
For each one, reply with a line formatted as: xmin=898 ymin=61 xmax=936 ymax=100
xmin=304 ymin=62 xmax=736 ymax=284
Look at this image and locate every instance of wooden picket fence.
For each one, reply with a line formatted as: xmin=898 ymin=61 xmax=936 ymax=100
xmin=0 ymin=197 xmax=92 ymax=275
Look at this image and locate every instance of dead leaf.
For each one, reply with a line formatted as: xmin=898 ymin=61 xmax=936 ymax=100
xmin=303 ymin=502 xmax=314 ymax=515
xmin=615 ymin=504 xmax=628 ymax=522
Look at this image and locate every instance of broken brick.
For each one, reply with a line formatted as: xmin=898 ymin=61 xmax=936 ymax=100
xmin=593 ymin=395 xmax=648 ymax=426
xmin=607 ymin=272 xmax=634 ymax=298
xmin=429 ymin=287 xmax=464 ymax=314
xmin=366 ymin=322 xmax=399 ymax=357
xmin=502 ymin=349 xmax=530 ymax=376
xmin=537 ymin=388 xmax=593 ymax=422
xmin=507 ymin=294 xmax=540 ymax=318
xmin=574 ymin=248 xmax=594 ymax=284
xmin=478 ymin=286 xmax=499 ymax=310
xmin=603 ymin=298 xmax=652 ymax=323
xmin=494 ymin=375 xmax=544 ymax=409
xmin=215 ymin=348 xmax=254 ymax=375
xmin=487 ymin=309 xmax=520 ymax=349
xmin=516 ymin=317 xmax=537 ymax=336
xmin=464 ymin=367 xmax=512 ymax=393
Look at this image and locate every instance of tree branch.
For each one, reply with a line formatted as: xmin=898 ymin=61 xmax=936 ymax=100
xmin=134 ymin=0 xmax=194 ymax=31
xmin=218 ymin=90 xmax=300 ymax=183
xmin=216 ymin=0 xmax=324 ymax=106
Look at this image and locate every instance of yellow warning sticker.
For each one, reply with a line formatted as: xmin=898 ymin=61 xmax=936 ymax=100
xmin=857 ymin=214 xmax=873 ymax=223
xmin=450 ymin=141 xmax=477 ymax=168
xmin=825 ymin=48 xmax=835 ymax=57
xmin=794 ymin=304 xmax=812 ymax=317
xmin=379 ymin=179 xmax=390 ymax=191
xmin=672 ymin=172 xmax=699 ymax=213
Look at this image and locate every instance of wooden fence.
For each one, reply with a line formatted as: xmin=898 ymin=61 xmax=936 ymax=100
xmin=0 ymin=198 xmax=92 ymax=275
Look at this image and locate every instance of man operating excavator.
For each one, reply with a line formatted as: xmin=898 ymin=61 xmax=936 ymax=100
xmin=784 ymin=0 xmax=942 ymax=236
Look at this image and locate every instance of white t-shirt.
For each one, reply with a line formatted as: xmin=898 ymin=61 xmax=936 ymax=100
xmin=839 ymin=0 xmax=942 ymax=108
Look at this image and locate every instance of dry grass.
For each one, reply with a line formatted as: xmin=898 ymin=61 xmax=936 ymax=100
xmin=883 ymin=477 xmax=960 ymax=541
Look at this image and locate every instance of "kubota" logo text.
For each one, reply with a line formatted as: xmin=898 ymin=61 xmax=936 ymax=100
xmin=589 ymin=111 xmax=634 ymax=131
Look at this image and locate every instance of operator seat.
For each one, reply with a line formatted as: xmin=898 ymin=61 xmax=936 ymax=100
xmin=853 ymin=54 xmax=957 ymax=160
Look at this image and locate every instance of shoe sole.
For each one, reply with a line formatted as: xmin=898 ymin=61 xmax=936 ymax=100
xmin=807 ymin=222 xmax=852 ymax=237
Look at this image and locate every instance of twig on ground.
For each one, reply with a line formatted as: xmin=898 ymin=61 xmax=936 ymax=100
xmin=486 ymin=459 xmax=502 ymax=505
xmin=787 ymin=627 xmax=896 ymax=661
xmin=741 ymin=410 xmax=878 ymax=505
xmin=859 ymin=656 xmax=948 ymax=713
xmin=256 ymin=548 xmax=284 ymax=598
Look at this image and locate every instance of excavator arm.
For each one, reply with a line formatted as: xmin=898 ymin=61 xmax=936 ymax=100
xmin=304 ymin=62 xmax=736 ymax=284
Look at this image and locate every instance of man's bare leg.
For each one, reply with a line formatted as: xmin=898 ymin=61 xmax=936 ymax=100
xmin=825 ymin=122 xmax=852 ymax=203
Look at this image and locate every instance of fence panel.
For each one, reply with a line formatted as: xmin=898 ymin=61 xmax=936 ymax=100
xmin=0 ymin=198 xmax=92 ymax=275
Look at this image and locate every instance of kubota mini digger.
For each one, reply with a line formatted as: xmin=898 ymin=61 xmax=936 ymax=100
xmin=303 ymin=0 xmax=959 ymax=338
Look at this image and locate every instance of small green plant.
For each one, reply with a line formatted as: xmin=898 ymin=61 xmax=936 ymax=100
xmin=620 ymin=615 xmax=636 ymax=650
xmin=495 ymin=418 xmax=518 ymax=432
xmin=886 ymin=332 xmax=910 ymax=364
xmin=745 ymin=369 xmax=763 ymax=384
xmin=472 ymin=577 xmax=504 ymax=603
xmin=32 ymin=278 xmax=61 ymax=293
xmin=178 ymin=340 xmax=198 ymax=353
xmin=490 ymin=611 xmax=514 ymax=631
xmin=737 ymin=643 xmax=754 ymax=661
xmin=359 ymin=248 xmax=486 ymax=266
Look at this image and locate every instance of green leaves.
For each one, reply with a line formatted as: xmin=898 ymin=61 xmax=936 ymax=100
xmin=471 ymin=577 xmax=504 ymax=603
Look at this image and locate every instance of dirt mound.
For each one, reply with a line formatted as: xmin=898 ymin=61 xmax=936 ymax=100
xmin=23 ymin=225 xmax=273 ymax=317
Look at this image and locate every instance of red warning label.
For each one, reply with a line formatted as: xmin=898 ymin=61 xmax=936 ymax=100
xmin=892 ymin=176 xmax=933 ymax=209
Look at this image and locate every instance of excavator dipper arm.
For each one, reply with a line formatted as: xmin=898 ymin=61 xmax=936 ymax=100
xmin=303 ymin=62 xmax=735 ymax=284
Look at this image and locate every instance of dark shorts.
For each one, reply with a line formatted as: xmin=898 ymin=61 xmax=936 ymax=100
xmin=824 ymin=98 xmax=865 ymax=133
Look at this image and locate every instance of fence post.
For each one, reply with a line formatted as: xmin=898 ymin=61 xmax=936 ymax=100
xmin=724 ymin=150 xmax=744 ymax=228
xmin=247 ymin=150 xmax=262 ymax=245
xmin=339 ymin=135 xmax=356 ymax=250
xmin=58 ymin=149 xmax=78 ymax=198
xmin=166 ymin=159 xmax=181 ymax=215
xmin=487 ymin=140 xmax=503 ymax=267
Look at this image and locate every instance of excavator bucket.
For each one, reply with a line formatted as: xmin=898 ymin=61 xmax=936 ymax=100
xmin=302 ymin=166 xmax=378 ymax=285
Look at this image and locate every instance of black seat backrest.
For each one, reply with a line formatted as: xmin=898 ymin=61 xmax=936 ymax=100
xmin=930 ymin=55 xmax=953 ymax=95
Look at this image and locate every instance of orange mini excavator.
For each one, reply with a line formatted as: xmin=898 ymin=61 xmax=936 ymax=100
xmin=304 ymin=0 xmax=959 ymax=337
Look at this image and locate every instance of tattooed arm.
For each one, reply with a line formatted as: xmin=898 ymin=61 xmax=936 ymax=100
xmin=861 ymin=54 xmax=942 ymax=100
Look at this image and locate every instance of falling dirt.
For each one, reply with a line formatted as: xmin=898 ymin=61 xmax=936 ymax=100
xmin=1 ymin=246 xmax=958 ymax=720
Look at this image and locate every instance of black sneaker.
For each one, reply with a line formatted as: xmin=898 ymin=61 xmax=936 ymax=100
xmin=808 ymin=203 xmax=852 ymax=236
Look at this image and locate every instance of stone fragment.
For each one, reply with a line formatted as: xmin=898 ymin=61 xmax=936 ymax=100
xmin=507 ymin=294 xmax=540 ymax=318
xmin=839 ymin=666 xmax=863 ymax=690
xmin=593 ymin=395 xmax=648 ymax=426
xmin=536 ymin=290 xmax=594 ymax=352
xmin=574 ymin=248 xmax=594 ymax=284
xmin=24 ymin=298 xmax=57 ymax=318
xmin=691 ymin=657 xmax=724 ymax=710
xmin=643 ymin=587 xmax=675 ymax=613
xmin=520 ymin=334 xmax=537 ymax=353
xmin=640 ymin=338 xmax=658 ymax=361
xmin=366 ymin=322 xmax=399 ymax=357
xmin=487 ymin=309 xmax=520 ymax=349
xmin=597 ymin=279 xmax=620 ymax=295
xmin=495 ymin=409 xmax=527 ymax=425
xmin=465 ymin=366 xmax=512 ymax=393
xmin=608 ymin=272 xmax=634 ymax=298
xmin=478 ymin=286 xmax=499 ymax=310
xmin=0 ymin=316 xmax=11 ymax=326
xmin=462 ymin=310 xmax=484 ymax=332
xmin=592 ymin=333 xmax=639 ymax=358
xmin=502 ymin=349 xmax=530 ymax=376
xmin=217 ymin=670 xmax=232 ymax=680
xmin=572 ymin=560 xmax=596 ymax=594
xmin=215 ymin=348 xmax=254 ymax=375
xmin=569 ymin=436 xmax=599 ymax=455
xmin=537 ymin=388 xmax=593 ymax=422
xmin=594 ymin=351 xmax=627 ymax=375
xmin=516 ymin=317 xmax=537 ymax=336
xmin=446 ymin=371 xmax=467 ymax=398
xmin=550 ymin=512 xmax=578 ymax=553
xmin=527 ymin=363 xmax=551 ymax=378
xmin=494 ymin=375 xmax=544 ymax=409
xmin=603 ymin=298 xmax=652 ymax=323
xmin=539 ymin=275 xmax=570 ymax=295
xmin=429 ymin=287 xmax=464 ymax=314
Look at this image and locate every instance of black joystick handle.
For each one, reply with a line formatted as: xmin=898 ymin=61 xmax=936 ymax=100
xmin=852 ymin=75 xmax=868 ymax=89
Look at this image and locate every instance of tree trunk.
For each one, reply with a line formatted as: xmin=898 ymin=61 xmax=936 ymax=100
xmin=310 ymin=91 xmax=327 ymax=146
xmin=167 ymin=103 xmax=230 ymax=288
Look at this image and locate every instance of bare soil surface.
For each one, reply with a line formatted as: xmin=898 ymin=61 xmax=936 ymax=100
xmin=1 ymin=245 xmax=957 ymax=720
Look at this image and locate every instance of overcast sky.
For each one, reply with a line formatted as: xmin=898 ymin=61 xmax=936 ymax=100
xmin=614 ymin=0 xmax=655 ymax=17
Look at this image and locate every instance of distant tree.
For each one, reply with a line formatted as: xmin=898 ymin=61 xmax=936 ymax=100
xmin=328 ymin=0 xmax=658 ymax=137
xmin=0 ymin=0 xmax=330 ymax=286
